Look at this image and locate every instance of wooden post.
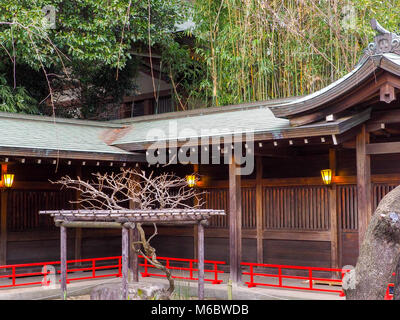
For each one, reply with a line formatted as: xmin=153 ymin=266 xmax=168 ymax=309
xmin=60 ymin=225 xmax=67 ymax=300
xmin=198 ymin=221 xmax=205 ymax=300
xmin=193 ymin=164 xmax=199 ymax=260
xmin=256 ymin=157 xmax=263 ymax=264
xmin=74 ymin=166 xmax=82 ymax=262
xmin=128 ymin=185 xmax=140 ymax=283
xmin=356 ymin=125 xmax=372 ymax=247
xmin=0 ymin=191 xmax=7 ymax=266
xmin=129 ymin=227 xmax=139 ymax=282
xmin=122 ymin=226 xmax=129 ymax=300
xmin=329 ymin=185 xmax=339 ymax=272
xmin=329 ymin=149 xmax=340 ymax=271
xmin=229 ymin=155 xmax=242 ymax=284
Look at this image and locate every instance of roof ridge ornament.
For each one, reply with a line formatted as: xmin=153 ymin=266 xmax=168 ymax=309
xmin=361 ymin=19 xmax=400 ymax=60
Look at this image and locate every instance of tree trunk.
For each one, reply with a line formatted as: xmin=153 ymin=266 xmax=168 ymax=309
xmin=345 ymin=186 xmax=400 ymax=300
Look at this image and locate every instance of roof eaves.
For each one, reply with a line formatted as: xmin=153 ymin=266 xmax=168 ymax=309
xmin=269 ymin=55 xmax=381 ymax=118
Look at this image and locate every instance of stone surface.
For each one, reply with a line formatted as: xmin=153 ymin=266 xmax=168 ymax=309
xmin=90 ymin=282 xmax=170 ymax=300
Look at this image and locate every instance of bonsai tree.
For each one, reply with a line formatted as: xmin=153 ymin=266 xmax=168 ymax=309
xmin=55 ymin=168 xmax=203 ymax=296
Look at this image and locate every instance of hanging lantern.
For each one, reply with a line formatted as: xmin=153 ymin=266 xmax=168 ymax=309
xmin=321 ymin=169 xmax=332 ymax=185
xmin=3 ymin=173 xmax=14 ymax=188
xmin=186 ymin=175 xmax=196 ymax=187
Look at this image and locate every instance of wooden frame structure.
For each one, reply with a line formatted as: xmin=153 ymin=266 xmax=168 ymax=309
xmin=39 ymin=209 xmax=225 ymax=300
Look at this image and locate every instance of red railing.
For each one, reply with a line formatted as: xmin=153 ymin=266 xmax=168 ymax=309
xmin=384 ymin=272 xmax=396 ymax=300
xmin=139 ymin=255 xmax=225 ymax=284
xmin=0 ymin=256 xmax=122 ymax=289
xmin=241 ymin=262 xmax=348 ymax=295
xmin=0 ymin=255 xmax=397 ymax=299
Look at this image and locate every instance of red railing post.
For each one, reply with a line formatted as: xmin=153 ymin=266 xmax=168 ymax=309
xmin=309 ymin=269 xmax=313 ymax=289
xmin=278 ymin=267 xmax=282 ymax=287
xmin=247 ymin=264 xmax=256 ymax=288
xmin=142 ymin=257 xmax=149 ymax=277
xmin=118 ymin=257 xmax=122 ymax=277
xmin=212 ymin=262 xmax=219 ymax=284
xmin=12 ymin=266 xmax=15 ymax=287
xmin=339 ymin=271 xmax=346 ymax=297
xmin=92 ymin=259 xmax=96 ymax=279
xmin=189 ymin=261 xmax=194 ymax=280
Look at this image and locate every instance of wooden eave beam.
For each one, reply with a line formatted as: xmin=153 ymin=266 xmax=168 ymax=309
xmin=270 ymin=61 xmax=379 ymax=118
xmin=366 ymin=141 xmax=400 ymax=155
xmin=116 ymin=115 xmax=367 ymax=152
xmin=289 ymin=73 xmax=400 ymax=127
xmin=0 ymin=147 xmax=145 ymax=162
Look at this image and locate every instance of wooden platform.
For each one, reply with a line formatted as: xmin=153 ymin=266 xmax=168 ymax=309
xmin=312 ymin=279 xmax=342 ymax=287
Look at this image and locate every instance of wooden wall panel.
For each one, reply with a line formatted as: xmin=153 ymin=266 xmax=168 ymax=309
xmin=340 ymin=232 xmax=359 ymax=267
xmin=202 ymin=187 xmax=256 ymax=229
xmin=7 ymin=238 xmax=75 ymax=264
xmin=202 ymin=188 xmax=229 ymax=228
xmin=241 ymin=187 xmax=256 ymax=229
xmin=263 ymin=239 xmax=331 ymax=268
xmin=337 ymin=185 xmax=358 ymax=231
xmin=373 ymin=183 xmax=397 ymax=210
xmin=262 ymin=186 xmax=329 ymax=231
xmin=7 ymin=189 xmax=75 ymax=232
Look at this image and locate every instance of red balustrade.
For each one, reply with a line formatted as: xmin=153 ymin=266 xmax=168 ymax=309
xmin=0 ymin=256 xmax=122 ymax=289
xmin=139 ymin=255 xmax=225 ymax=284
xmin=241 ymin=261 xmax=348 ymax=295
xmin=0 ymin=255 xmax=397 ymax=300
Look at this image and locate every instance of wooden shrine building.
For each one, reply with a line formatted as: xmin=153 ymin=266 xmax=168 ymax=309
xmin=1 ymin=20 xmax=400 ymax=282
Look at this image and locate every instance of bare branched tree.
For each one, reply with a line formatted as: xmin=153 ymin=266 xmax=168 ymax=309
xmin=55 ymin=169 xmax=203 ymax=211
xmin=53 ymin=168 xmax=204 ymax=294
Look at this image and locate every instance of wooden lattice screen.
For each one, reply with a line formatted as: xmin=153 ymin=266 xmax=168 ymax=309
xmin=7 ymin=189 xmax=75 ymax=232
xmin=262 ymin=186 xmax=330 ymax=231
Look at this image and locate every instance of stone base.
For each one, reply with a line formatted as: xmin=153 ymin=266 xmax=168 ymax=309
xmin=90 ymin=282 xmax=170 ymax=300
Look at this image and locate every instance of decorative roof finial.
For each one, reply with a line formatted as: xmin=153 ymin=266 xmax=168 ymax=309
xmin=370 ymin=18 xmax=391 ymax=35
xmin=358 ymin=19 xmax=400 ymax=63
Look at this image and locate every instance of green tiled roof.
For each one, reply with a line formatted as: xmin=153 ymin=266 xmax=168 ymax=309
xmin=0 ymin=52 xmax=398 ymax=157
xmin=0 ymin=112 xmax=141 ymax=160
xmin=111 ymin=107 xmax=290 ymax=147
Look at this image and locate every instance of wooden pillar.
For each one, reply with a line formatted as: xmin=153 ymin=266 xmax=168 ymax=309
xmin=0 ymin=191 xmax=7 ymax=266
xmin=60 ymin=225 xmax=67 ymax=300
xmin=197 ymin=221 xmax=205 ymax=300
xmin=74 ymin=166 xmax=82 ymax=262
xmin=356 ymin=125 xmax=372 ymax=247
xmin=193 ymin=164 xmax=199 ymax=260
xmin=129 ymin=227 xmax=139 ymax=282
xmin=329 ymin=185 xmax=339 ymax=270
xmin=256 ymin=157 xmax=263 ymax=264
xmin=122 ymin=226 xmax=129 ymax=300
xmin=229 ymin=155 xmax=242 ymax=284
xmin=128 ymin=173 xmax=140 ymax=283
xmin=329 ymin=149 xmax=340 ymax=271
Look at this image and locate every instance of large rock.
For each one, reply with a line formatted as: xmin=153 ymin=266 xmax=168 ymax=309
xmin=90 ymin=282 xmax=170 ymax=300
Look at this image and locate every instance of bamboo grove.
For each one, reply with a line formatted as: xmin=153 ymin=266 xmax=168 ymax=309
xmin=188 ymin=0 xmax=400 ymax=107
